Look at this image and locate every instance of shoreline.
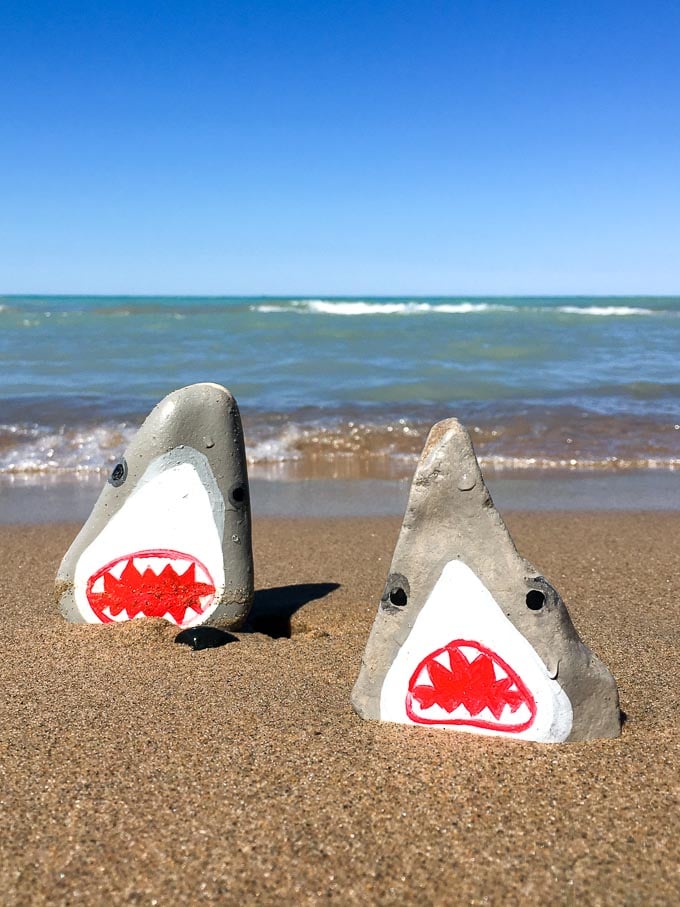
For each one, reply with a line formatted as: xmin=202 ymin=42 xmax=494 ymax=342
xmin=2 ymin=407 xmax=679 ymax=480
xmin=1 ymin=512 xmax=678 ymax=903
xmin=1 ymin=469 xmax=679 ymax=523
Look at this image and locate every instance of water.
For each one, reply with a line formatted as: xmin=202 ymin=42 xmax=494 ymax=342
xmin=0 ymin=295 xmax=679 ymax=482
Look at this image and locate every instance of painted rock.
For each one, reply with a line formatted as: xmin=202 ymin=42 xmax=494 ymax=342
xmin=351 ymin=419 xmax=621 ymax=742
xmin=56 ymin=383 xmax=254 ymax=629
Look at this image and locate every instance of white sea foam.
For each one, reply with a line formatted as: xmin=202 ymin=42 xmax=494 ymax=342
xmin=0 ymin=425 xmax=134 ymax=475
xmin=556 ymin=305 xmax=656 ymax=316
xmin=250 ymin=299 xmax=662 ymax=317
xmin=253 ymin=305 xmax=293 ymax=313
xmin=251 ymin=300 xmax=517 ymax=316
xmin=311 ymin=301 xmax=431 ymax=315
xmin=1 ymin=417 xmax=678 ymax=479
xmin=246 ymin=425 xmax=304 ymax=463
xmin=434 ymin=302 xmax=517 ymax=314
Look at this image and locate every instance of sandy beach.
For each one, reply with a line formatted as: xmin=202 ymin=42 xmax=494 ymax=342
xmin=4 ymin=0 xmax=680 ymax=901
xmin=0 ymin=512 xmax=678 ymax=905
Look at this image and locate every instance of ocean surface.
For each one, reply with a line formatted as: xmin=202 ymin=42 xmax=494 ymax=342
xmin=1 ymin=295 xmax=679 ymax=489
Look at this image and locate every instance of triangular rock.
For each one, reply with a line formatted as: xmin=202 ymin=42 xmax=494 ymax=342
xmin=352 ymin=419 xmax=620 ymax=742
xmin=56 ymin=383 xmax=253 ymax=629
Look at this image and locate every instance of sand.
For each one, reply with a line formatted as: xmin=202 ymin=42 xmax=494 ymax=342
xmin=0 ymin=513 xmax=678 ymax=905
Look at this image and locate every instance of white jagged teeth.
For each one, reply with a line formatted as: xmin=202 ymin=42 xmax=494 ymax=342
xmin=162 ymin=611 xmax=180 ymax=626
xmin=106 ymin=555 xmax=211 ymax=580
xmin=450 ymin=703 xmax=472 ymax=721
xmin=515 ymin=702 xmax=531 ymax=723
xmin=133 ymin=556 xmax=175 ymax=576
xmin=477 ymin=706 xmax=497 ymax=724
xmin=501 ymin=701 xmax=531 ymax=722
xmin=414 ymin=665 xmax=432 ymax=688
xmin=433 ymin=649 xmax=452 ymax=670
xmin=101 ymin=604 xmax=129 ymax=622
xmin=418 ymin=702 xmax=473 ymax=722
xmin=458 ymin=645 xmax=480 ymax=664
xmin=91 ymin=576 xmax=105 ymax=594
xmin=194 ymin=563 xmax=211 ymax=584
xmin=182 ymin=606 xmax=202 ymax=626
xmin=133 ymin=556 xmax=162 ymax=575
xmin=492 ymin=660 xmax=509 ymax=681
xmin=108 ymin=560 xmax=127 ymax=580
xmin=129 ymin=556 xmax=199 ymax=577
xmin=418 ymin=699 xmax=527 ymax=726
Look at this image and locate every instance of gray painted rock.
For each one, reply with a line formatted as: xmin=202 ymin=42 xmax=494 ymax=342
xmin=352 ymin=419 xmax=621 ymax=742
xmin=56 ymin=383 xmax=254 ymax=629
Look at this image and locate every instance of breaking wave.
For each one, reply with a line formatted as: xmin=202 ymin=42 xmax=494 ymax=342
xmin=255 ymin=300 xmax=518 ymax=316
xmin=250 ymin=299 xmax=666 ymax=317
xmin=555 ymin=305 xmax=655 ymax=316
xmin=2 ymin=411 xmax=678 ymax=481
xmin=1 ymin=297 xmax=675 ymax=322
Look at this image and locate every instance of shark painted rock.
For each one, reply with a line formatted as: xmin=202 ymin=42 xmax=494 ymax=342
xmin=56 ymin=383 xmax=254 ymax=629
xmin=351 ymin=419 xmax=621 ymax=742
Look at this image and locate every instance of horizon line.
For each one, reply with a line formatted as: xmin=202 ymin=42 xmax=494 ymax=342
xmin=3 ymin=292 xmax=680 ymax=300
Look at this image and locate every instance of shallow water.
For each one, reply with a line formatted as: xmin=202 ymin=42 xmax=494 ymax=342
xmin=1 ymin=470 xmax=678 ymax=523
xmin=1 ymin=295 xmax=678 ymax=479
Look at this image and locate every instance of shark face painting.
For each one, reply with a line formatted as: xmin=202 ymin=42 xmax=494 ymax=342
xmin=352 ymin=419 xmax=621 ymax=743
xmin=56 ymin=383 xmax=254 ymax=629
xmin=71 ymin=447 xmax=226 ymax=627
xmin=379 ymin=561 xmax=573 ymax=741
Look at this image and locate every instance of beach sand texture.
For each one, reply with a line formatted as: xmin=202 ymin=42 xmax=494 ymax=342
xmin=0 ymin=513 xmax=678 ymax=905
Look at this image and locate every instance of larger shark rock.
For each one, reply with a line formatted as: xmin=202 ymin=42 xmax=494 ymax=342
xmin=56 ymin=383 xmax=254 ymax=630
xmin=352 ymin=419 xmax=620 ymax=742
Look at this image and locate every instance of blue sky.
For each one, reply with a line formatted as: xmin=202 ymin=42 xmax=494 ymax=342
xmin=1 ymin=0 xmax=679 ymax=295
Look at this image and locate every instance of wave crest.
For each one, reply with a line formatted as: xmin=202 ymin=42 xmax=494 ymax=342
xmin=2 ymin=413 xmax=678 ymax=481
xmin=556 ymin=305 xmax=655 ymax=316
xmin=249 ymin=299 xmax=666 ymax=317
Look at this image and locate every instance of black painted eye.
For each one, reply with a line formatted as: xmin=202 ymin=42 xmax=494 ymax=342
xmin=381 ymin=573 xmax=410 ymax=612
xmin=108 ymin=458 xmax=128 ymax=487
xmin=526 ymin=590 xmax=545 ymax=611
xmin=229 ymin=484 xmax=246 ymax=507
xmin=389 ymin=587 xmax=407 ymax=607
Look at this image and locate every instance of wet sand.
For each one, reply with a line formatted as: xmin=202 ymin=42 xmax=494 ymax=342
xmin=2 ymin=469 xmax=679 ymax=525
xmin=0 ymin=513 xmax=678 ymax=905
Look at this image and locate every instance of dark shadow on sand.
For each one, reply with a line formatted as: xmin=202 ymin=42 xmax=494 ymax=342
xmin=245 ymin=582 xmax=341 ymax=638
xmin=174 ymin=627 xmax=239 ymax=650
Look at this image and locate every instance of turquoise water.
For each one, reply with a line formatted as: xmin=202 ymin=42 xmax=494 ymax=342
xmin=0 ymin=295 xmax=678 ymax=477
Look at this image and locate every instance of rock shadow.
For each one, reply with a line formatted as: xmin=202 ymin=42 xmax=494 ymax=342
xmin=174 ymin=627 xmax=239 ymax=650
xmin=244 ymin=582 xmax=341 ymax=638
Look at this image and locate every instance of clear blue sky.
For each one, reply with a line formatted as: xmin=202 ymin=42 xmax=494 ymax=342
xmin=1 ymin=1 xmax=679 ymax=295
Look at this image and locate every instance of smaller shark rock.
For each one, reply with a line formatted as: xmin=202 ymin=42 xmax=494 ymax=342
xmin=351 ymin=419 xmax=621 ymax=742
xmin=56 ymin=383 xmax=253 ymax=629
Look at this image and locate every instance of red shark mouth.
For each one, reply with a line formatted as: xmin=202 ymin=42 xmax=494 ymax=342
xmin=86 ymin=549 xmax=217 ymax=627
xmin=406 ymin=640 xmax=536 ymax=732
